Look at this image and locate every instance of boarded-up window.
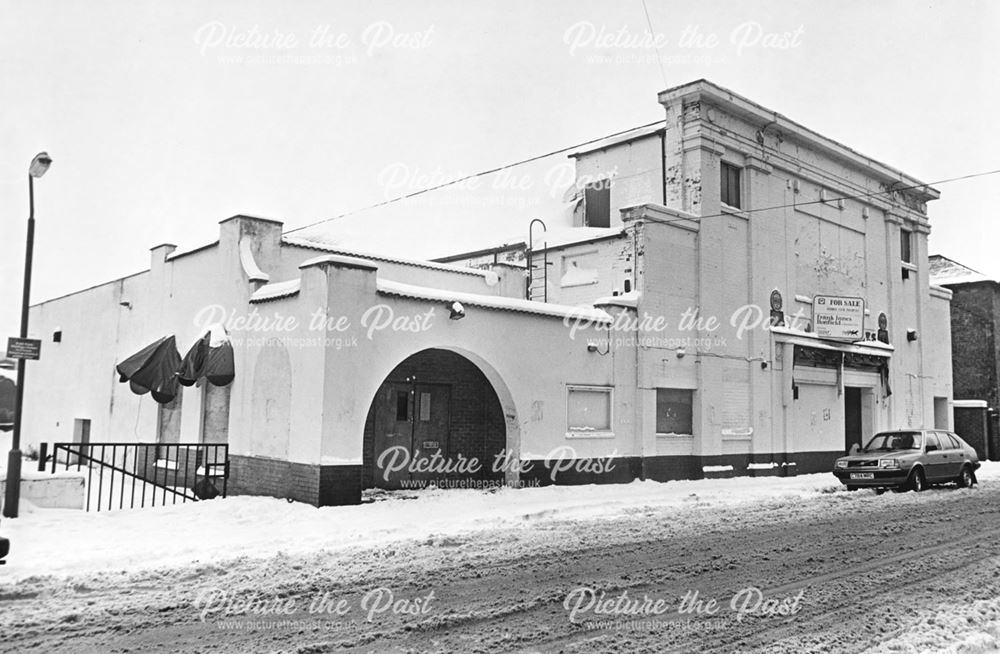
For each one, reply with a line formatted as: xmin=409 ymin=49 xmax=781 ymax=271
xmin=157 ymin=391 xmax=183 ymax=444
xmin=656 ymin=389 xmax=693 ymax=435
xmin=721 ymin=162 xmax=741 ymax=209
xmin=568 ymin=386 xmax=612 ymax=432
xmin=721 ymin=362 xmax=751 ymax=433
xmin=584 ymin=180 xmax=611 ymax=228
xmin=201 ymin=382 xmax=231 ymax=444
xmin=560 ymin=251 xmax=599 ymax=288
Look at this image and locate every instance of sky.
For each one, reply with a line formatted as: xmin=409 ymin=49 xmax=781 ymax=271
xmin=1 ymin=0 xmax=997 ymax=340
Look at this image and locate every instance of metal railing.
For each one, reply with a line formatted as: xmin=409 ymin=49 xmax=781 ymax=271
xmin=43 ymin=442 xmax=229 ymax=512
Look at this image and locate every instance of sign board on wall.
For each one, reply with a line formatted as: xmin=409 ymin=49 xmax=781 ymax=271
xmin=812 ymin=296 xmax=865 ymax=341
xmin=6 ymin=337 xmax=41 ymax=360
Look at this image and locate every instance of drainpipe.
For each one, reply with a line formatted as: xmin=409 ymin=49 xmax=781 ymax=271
xmin=660 ymin=131 xmax=667 ymax=205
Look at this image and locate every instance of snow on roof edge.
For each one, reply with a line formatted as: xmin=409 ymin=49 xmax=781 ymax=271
xmin=283 ymin=236 xmax=496 ymax=281
xmin=377 ymin=279 xmax=613 ymax=323
xmin=249 ymin=279 xmax=301 ymax=303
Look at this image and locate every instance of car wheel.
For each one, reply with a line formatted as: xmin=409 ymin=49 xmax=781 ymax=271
xmin=957 ymin=465 xmax=975 ymax=489
xmin=909 ymin=468 xmax=926 ymax=492
xmin=846 ymin=485 xmax=859 ymax=492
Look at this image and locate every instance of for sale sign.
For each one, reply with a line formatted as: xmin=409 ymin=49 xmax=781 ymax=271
xmin=812 ymin=296 xmax=865 ymax=342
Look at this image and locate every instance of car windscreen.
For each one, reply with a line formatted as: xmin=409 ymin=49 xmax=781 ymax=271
xmin=863 ymin=432 xmax=922 ymax=452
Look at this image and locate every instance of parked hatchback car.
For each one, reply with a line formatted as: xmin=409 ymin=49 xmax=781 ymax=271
xmin=833 ymin=429 xmax=980 ymax=492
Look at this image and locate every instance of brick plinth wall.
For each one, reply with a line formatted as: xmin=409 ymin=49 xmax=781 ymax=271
xmin=229 ymin=455 xmax=362 ymax=506
xmin=136 ymin=446 xmax=201 ymax=489
xmin=227 ymin=450 xmax=841 ymax=505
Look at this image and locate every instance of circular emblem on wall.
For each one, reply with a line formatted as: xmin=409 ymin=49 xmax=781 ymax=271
xmin=770 ymin=290 xmax=783 ymax=311
xmin=878 ymin=312 xmax=888 ymax=330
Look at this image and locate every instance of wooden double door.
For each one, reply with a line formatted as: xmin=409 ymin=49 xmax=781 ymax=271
xmin=373 ymin=381 xmax=451 ymax=488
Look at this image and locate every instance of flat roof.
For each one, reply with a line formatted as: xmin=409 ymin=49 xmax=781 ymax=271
xmin=657 ymin=79 xmax=939 ymax=202
xmin=568 ymin=122 xmax=665 ymax=158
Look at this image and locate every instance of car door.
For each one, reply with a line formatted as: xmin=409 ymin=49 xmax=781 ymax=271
xmin=938 ymin=432 xmax=963 ymax=478
xmin=922 ymin=432 xmax=947 ymax=481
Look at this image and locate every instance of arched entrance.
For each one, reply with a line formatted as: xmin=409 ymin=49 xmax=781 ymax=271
xmin=363 ymin=348 xmax=509 ymax=490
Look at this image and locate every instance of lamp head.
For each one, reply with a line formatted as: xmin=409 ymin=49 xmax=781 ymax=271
xmin=29 ymin=152 xmax=52 ymax=178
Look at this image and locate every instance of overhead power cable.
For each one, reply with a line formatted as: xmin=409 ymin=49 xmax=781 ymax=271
xmin=283 ymin=119 xmax=666 ymax=235
xmin=284 ymin=118 xmax=1000 ymax=235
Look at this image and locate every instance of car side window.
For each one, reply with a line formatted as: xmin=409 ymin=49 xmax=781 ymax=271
xmin=944 ymin=433 xmax=961 ymax=449
xmin=925 ymin=433 xmax=939 ymax=451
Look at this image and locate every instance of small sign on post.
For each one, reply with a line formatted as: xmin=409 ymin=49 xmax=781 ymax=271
xmin=6 ymin=337 xmax=42 ymax=360
xmin=812 ymin=296 xmax=865 ymax=342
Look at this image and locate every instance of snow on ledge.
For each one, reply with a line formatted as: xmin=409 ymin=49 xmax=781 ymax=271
xmin=299 ymin=254 xmax=378 ymax=271
xmin=593 ymin=291 xmax=640 ymax=308
xmin=320 ymin=457 xmax=363 ymax=466
xmin=769 ymin=325 xmax=895 ymax=355
xmin=249 ymin=279 xmax=301 ymax=303
xmin=954 ymin=399 xmax=988 ymax=409
xmin=703 ymin=465 xmax=734 ymax=472
xmin=239 ymin=238 xmax=270 ymax=283
xmin=377 ymin=279 xmax=613 ymax=323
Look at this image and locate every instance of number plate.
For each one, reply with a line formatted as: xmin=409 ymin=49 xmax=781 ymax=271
xmin=850 ymin=472 xmax=875 ymax=480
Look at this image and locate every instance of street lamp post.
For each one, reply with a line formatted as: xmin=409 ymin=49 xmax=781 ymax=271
xmin=3 ymin=152 xmax=52 ymax=519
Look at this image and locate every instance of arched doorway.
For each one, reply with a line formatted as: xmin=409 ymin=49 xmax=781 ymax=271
xmin=363 ymin=348 xmax=508 ymax=490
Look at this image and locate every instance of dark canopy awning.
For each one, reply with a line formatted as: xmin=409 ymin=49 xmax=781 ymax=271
xmin=179 ymin=332 xmax=235 ymax=387
xmin=118 ymin=329 xmax=235 ymax=404
xmin=115 ymin=336 xmax=182 ymax=404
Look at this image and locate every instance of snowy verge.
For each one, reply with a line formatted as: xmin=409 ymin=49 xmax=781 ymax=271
xmin=1 ymin=462 xmax=998 ymax=582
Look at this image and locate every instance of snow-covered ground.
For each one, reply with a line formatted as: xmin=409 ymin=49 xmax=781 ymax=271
xmin=863 ymin=595 xmax=1000 ymax=654
xmin=3 ymin=462 xmax=999 ymax=583
xmin=3 ymin=462 xmax=1000 ymax=652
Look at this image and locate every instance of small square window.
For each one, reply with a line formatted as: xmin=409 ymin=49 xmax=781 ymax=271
xmin=656 ymin=389 xmax=693 ymax=435
xmin=900 ymin=229 xmax=913 ymax=263
xmin=568 ymin=386 xmax=612 ymax=432
xmin=53 ymin=330 xmax=62 ymax=343
xmin=721 ymin=162 xmax=741 ymax=209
